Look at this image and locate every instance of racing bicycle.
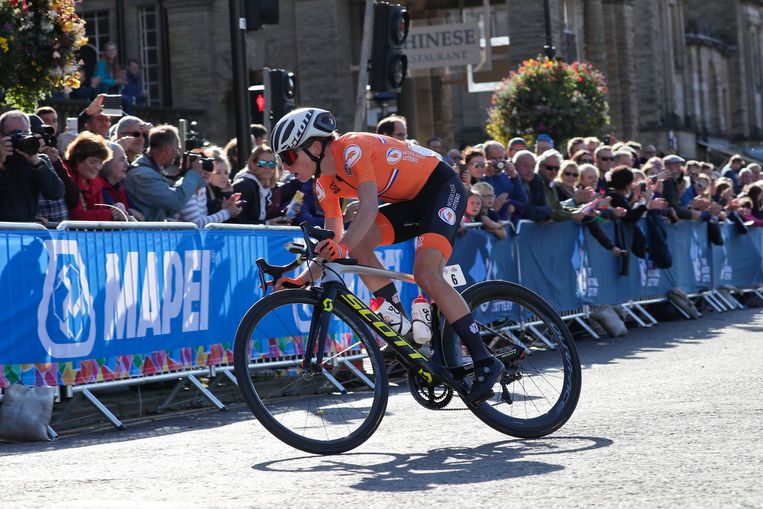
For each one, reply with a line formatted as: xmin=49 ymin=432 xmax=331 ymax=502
xmin=232 ymin=223 xmax=582 ymax=455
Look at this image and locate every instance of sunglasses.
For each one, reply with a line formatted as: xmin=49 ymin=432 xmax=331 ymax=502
xmin=579 ymin=159 xmax=594 ymax=164
xmin=257 ymin=159 xmax=277 ymax=169
xmin=472 ymin=162 xmax=486 ymax=168
xmin=543 ymin=165 xmax=561 ymax=172
xmin=599 ymin=156 xmax=614 ymax=162
xmin=123 ymin=131 xmax=144 ymax=138
xmin=563 ymin=171 xmax=579 ymax=177
xmin=279 ymin=149 xmax=299 ymax=165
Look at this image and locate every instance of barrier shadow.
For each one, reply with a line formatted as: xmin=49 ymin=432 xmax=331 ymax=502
xmin=573 ymin=308 xmax=763 ymax=368
xmin=251 ymin=436 xmax=613 ymax=491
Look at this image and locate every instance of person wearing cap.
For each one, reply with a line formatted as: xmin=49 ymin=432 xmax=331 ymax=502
xmin=661 ymin=154 xmax=705 ymax=221
xmin=507 ymin=137 xmax=528 ymax=159
xmin=534 ymin=133 xmax=554 ymax=155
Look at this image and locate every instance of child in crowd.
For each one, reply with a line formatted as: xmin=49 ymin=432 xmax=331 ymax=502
xmin=458 ymin=190 xmax=483 ymax=235
xmin=471 ymin=182 xmax=507 ymax=239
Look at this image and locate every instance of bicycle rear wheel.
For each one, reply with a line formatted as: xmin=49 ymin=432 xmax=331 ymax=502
xmin=233 ymin=289 xmax=388 ymax=455
xmin=443 ymin=280 xmax=581 ymax=438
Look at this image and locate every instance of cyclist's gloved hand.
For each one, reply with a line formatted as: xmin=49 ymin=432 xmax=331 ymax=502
xmin=273 ymin=275 xmax=306 ymax=292
xmin=315 ymin=239 xmax=349 ymax=261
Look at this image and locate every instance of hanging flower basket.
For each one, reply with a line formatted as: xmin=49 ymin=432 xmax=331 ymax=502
xmin=0 ymin=0 xmax=87 ymax=111
xmin=486 ymin=56 xmax=610 ymax=148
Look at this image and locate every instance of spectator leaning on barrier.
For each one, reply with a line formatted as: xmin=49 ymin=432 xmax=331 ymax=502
xmin=536 ymin=149 xmax=588 ymax=223
xmin=203 ymin=148 xmax=235 ymax=214
xmin=177 ymin=157 xmax=241 ymax=227
xmin=514 ymin=149 xmax=552 ymax=222
xmin=482 ymin=140 xmax=527 ymax=220
xmin=232 ymin=144 xmax=279 ymax=224
xmin=661 ymin=154 xmax=701 ymax=220
xmin=0 ymin=110 xmax=64 ymax=222
xmin=471 ymin=181 xmax=507 ymax=239
xmin=99 ymin=142 xmax=143 ymax=221
xmin=123 ymin=125 xmax=203 ymax=221
xmin=376 ymin=114 xmax=408 ymax=141
xmin=594 ymin=145 xmax=615 ymax=192
xmin=63 ymin=132 xmax=131 ymax=221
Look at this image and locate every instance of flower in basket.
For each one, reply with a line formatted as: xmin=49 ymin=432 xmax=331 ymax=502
xmin=486 ymin=56 xmax=610 ymax=149
xmin=0 ymin=0 xmax=88 ymax=111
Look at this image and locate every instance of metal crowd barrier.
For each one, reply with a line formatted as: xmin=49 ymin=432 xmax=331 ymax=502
xmin=1 ymin=218 xmax=759 ymax=434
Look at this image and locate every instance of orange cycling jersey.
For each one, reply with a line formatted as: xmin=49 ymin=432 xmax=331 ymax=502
xmin=315 ymin=133 xmax=442 ymax=219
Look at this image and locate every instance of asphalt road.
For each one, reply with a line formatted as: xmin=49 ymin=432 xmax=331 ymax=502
xmin=1 ymin=308 xmax=762 ymax=508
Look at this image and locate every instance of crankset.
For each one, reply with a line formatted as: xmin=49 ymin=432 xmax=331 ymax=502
xmin=407 ymin=369 xmax=453 ymax=410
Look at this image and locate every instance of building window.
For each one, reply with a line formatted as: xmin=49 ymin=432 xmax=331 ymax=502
xmin=82 ymin=10 xmax=110 ymax=55
xmin=139 ymin=6 xmax=162 ymax=106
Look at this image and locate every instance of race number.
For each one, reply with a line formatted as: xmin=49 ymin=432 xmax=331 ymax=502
xmin=443 ymin=265 xmax=466 ymax=287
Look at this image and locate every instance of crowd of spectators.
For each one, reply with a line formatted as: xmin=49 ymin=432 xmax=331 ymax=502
xmin=1 ymin=97 xmax=761 ymax=272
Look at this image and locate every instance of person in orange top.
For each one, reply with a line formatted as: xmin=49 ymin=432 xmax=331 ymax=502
xmin=64 ymin=132 xmax=128 ymax=221
xmin=270 ymin=108 xmax=504 ymax=404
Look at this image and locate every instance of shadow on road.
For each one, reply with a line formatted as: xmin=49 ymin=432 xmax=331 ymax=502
xmin=252 ymin=436 xmax=613 ymax=491
xmin=575 ymin=308 xmax=763 ymax=368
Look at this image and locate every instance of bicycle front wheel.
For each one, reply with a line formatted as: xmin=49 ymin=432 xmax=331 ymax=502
xmin=233 ymin=289 xmax=388 ymax=455
xmin=443 ymin=280 xmax=581 ymax=438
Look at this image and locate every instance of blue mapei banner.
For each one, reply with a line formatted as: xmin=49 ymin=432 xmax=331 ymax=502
xmin=0 ymin=228 xmax=415 ymax=367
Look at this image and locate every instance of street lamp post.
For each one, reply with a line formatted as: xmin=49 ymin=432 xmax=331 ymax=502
xmin=543 ymin=0 xmax=556 ymax=59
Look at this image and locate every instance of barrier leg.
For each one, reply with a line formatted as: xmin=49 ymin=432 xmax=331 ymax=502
xmin=47 ymin=426 xmax=58 ymax=440
xmin=340 ymin=358 xmax=375 ymax=389
xmin=529 ymin=324 xmax=558 ymax=349
xmin=321 ymin=368 xmax=347 ymax=394
xmin=186 ymin=374 xmax=226 ymax=411
xmin=81 ymin=388 xmax=125 ymax=430
xmin=715 ymin=289 xmax=743 ymax=310
xmin=223 ymin=369 xmax=238 ymax=386
xmin=621 ymin=305 xmax=648 ymax=327
xmin=157 ymin=379 xmax=186 ymax=413
xmin=633 ymin=303 xmax=658 ymax=325
xmin=702 ymin=292 xmax=726 ymax=312
xmin=669 ymin=300 xmax=693 ymax=319
xmin=572 ymin=316 xmax=600 ymax=340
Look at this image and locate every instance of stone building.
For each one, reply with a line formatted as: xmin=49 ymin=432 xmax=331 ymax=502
xmin=73 ymin=0 xmax=762 ymax=161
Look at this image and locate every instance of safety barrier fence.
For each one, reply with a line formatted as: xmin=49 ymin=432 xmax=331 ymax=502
xmin=0 ymin=219 xmax=761 ymax=431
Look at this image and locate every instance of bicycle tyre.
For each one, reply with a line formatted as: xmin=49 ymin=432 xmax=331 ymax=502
xmin=444 ymin=280 xmax=581 ymax=438
xmin=233 ymin=289 xmax=388 ymax=455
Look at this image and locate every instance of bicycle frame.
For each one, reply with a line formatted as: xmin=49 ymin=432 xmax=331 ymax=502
xmin=301 ymin=260 xmax=470 ymax=395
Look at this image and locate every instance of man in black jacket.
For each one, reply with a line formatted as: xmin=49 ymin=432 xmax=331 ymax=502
xmin=0 ymin=111 xmax=64 ymax=222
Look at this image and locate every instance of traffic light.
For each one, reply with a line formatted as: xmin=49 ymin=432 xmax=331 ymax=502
xmin=369 ymin=1 xmax=409 ymax=93
xmin=248 ymin=84 xmax=265 ymax=124
xmin=244 ymin=0 xmax=279 ymax=31
xmin=266 ymin=68 xmax=296 ymax=125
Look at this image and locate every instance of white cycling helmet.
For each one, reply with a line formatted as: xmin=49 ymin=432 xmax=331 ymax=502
xmin=270 ymin=107 xmax=336 ymax=155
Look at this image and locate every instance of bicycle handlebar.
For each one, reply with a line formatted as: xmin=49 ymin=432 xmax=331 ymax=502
xmin=256 ymin=222 xmax=357 ymax=294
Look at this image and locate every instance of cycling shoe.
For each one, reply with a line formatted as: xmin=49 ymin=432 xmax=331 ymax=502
xmin=465 ymin=357 xmax=505 ymax=404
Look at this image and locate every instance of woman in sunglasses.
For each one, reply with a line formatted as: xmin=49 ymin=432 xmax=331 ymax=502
xmin=269 ymin=107 xmax=506 ymax=404
xmin=232 ymin=144 xmax=280 ymax=224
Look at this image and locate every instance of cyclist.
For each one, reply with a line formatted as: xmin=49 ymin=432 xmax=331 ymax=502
xmin=270 ymin=107 xmax=503 ymax=403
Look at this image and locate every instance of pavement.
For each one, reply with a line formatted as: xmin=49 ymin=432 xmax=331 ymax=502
xmin=0 ymin=308 xmax=762 ymax=508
